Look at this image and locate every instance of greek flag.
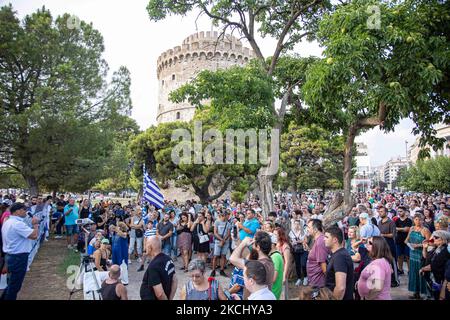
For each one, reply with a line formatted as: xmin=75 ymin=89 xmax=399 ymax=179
xmin=142 ymin=164 xmax=165 ymax=209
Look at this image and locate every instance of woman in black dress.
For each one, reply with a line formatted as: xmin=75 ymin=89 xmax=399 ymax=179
xmin=190 ymin=212 xmax=210 ymax=263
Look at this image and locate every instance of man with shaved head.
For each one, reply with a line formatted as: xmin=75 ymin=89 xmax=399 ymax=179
xmin=140 ymin=235 xmax=177 ymax=300
xmin=99 ymin=264 xmax=128 ymax=300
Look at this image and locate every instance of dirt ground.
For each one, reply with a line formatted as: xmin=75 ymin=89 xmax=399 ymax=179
xmin=14 ymin=238 xmax=82 ymax=300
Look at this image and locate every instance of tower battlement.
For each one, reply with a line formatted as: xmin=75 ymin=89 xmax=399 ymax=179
xmin=156 ymin=31 xmax=255 ymax=124
xmin=157 ymin=31 xmax=255 ymax=78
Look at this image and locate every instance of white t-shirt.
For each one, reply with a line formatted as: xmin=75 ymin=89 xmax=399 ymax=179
xmin=311 ymin=214 xmax=324 ymax=221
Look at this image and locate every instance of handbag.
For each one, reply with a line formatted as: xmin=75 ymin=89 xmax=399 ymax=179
xmin=198 ymin=224 xmax=209 ymax=244
xmin=135 ymin=218 xmax=143 ymax=238
xmin=290 ymin=230 xmax=304 ymax=254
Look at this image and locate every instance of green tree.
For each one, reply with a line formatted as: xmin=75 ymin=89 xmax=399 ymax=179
xmin=398 ymin=156 xmax=450 ymax=193
xmin=147 ymin=0 xmax=331 ymax=215
xmin=0 ymin=5 xmax=132 ymax=195
xmin=129 ymin=110 xmax=259 ymax=203
xmin=302 ymin=0 xmax=450 ymax=211
xmin=276 ymin=122 xmax=346 ymax=193
xmin=93 ymin=115 xmax=141 ymax=193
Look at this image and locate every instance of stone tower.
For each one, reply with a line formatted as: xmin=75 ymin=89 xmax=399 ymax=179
xmin=156 ymin=31 xmax=255 ymax=123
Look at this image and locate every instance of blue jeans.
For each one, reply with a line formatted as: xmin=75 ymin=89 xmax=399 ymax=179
xmin=170 ymin=233 xmax=178 ymax=258
xmin=2 ymin=253 xmax=29 ymax=300
xmin=162 ymin=242 xmax=172 ymax=256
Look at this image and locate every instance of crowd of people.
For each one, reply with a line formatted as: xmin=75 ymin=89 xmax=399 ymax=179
xmin=1 ymin=190 xmax=449 ymax=301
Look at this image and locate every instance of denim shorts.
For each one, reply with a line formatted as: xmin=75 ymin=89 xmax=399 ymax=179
xmin=213 ymin=241 xmax=230 ymax=256
xmin=396 ymin=243 xmax=410 ymax=257
xmin=66 ymin=224 xmax=78 ymax=236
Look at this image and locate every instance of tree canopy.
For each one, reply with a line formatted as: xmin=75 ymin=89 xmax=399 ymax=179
xmin=398 ymin=156 xmax=450 ymax=193
xmin=0 ymin=5 xmax=133 ymax=195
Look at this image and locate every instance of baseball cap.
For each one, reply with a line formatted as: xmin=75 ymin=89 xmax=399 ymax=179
xmin=101 ymin=239 xmax=110 ymax=245
xmin=10 ymin=202 xmax=26 ymax=213
xmin=359 ymin=212 xmax=370 ymax=220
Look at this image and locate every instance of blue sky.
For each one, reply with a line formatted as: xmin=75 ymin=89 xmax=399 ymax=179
xmin=5 ymin=0 xmax=418 ymax=167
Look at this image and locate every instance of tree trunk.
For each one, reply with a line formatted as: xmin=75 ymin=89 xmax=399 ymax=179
xmin=343 ymin=125 xmax=357 ymax=214
xmin=24 ymin=175 xmax=39 ymax=196
xmin=258 ymin=172 xmax=274 ymax=219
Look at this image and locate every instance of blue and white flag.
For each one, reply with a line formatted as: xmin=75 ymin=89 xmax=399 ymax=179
xmin=142 ymin=164 xmax=165 ymax=209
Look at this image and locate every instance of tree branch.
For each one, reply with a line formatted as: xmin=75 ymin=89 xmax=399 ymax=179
xmin=268 ymin=0 xmax=320 ymax=76
xmin=356 ymin=102 xmax=387 ymax=129
xmin=208 ymin=176 xmax=234 ymax=201
xmin=0 ymin=160 xmax=20 ymax=172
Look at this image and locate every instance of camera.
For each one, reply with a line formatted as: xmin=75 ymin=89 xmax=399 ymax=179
xmin=76 ymin=218 xmax=95 ymax=225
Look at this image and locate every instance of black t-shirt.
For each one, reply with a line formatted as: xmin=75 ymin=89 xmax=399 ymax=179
xmin=395 ymin=217 xmax=413 ymax=244
xmin=445 ymin=259 xmax=450 ymax=300
xmin=79 ymin=207 xmax=90 ymax=219
xmin=326 ymin=247 xmax=354 ymax=300
xmin=140 ymin=253 xmax=175 ymax=300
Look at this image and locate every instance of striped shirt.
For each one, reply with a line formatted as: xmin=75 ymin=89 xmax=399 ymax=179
xmin=144 ymin=227 xmax=157 ymax=238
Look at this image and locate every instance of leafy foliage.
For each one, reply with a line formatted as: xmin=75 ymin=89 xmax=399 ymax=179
xmin=0 ymin=5 xmax=133 ymax=194
xmin=276 ymin=122 xmax=346 ymax=192
xmin=398 ymin=156 xmax=450 ymax=193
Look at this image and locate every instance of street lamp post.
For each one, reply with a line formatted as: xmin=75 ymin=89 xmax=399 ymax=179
xmin=362 ymin=170 xmax=366 ymax=194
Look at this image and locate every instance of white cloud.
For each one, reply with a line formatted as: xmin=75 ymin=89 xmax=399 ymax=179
xmin=356 ymin=118 xmax=418 ymax=167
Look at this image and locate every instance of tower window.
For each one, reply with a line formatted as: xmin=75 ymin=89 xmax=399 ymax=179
xmin=162 ymin=80 xmax=164 ymax=85
xmin=176 ymin=112 xmax=181 ymax=120
xmin=172 ymin=74 xmax=175 ymax=80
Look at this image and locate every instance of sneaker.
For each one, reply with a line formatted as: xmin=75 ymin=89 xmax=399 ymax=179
xmin=129 ymin=260 xmax=132 ymax=265
xmin=74 ymin=249 xmax=78 ymax=253
xmin=219 ymin=270 xmax=227 ymax=277
xmin=303 ymin=277 xmax=308 ymax=286
xmin=67 ymin=245 xmax=72 ymax=249
xmin=210 ymin=270 xmax=216 ymax=277
xmin=137 ymin=265 xmax=144 ymax=272
xmin=295 ymin=279 xmax=302 ymax=286
xmin=138 ymin=258 xmax=142 ymax=263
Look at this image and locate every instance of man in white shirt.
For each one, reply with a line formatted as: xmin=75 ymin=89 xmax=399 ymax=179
xmin=232 ymin=260 xmax=276 ymax=300
xmin=1 ymin=202 xmax=40 ymax=300
xmin=409 ymin=199 xmax=421 ymax=218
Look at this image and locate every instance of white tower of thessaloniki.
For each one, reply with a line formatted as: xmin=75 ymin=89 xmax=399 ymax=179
xmin=156 ymin=31 xmax=255 ymax=123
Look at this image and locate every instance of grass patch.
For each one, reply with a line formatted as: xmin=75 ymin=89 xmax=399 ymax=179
xmin=57 ymin=249 xmax=82 ymax=277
